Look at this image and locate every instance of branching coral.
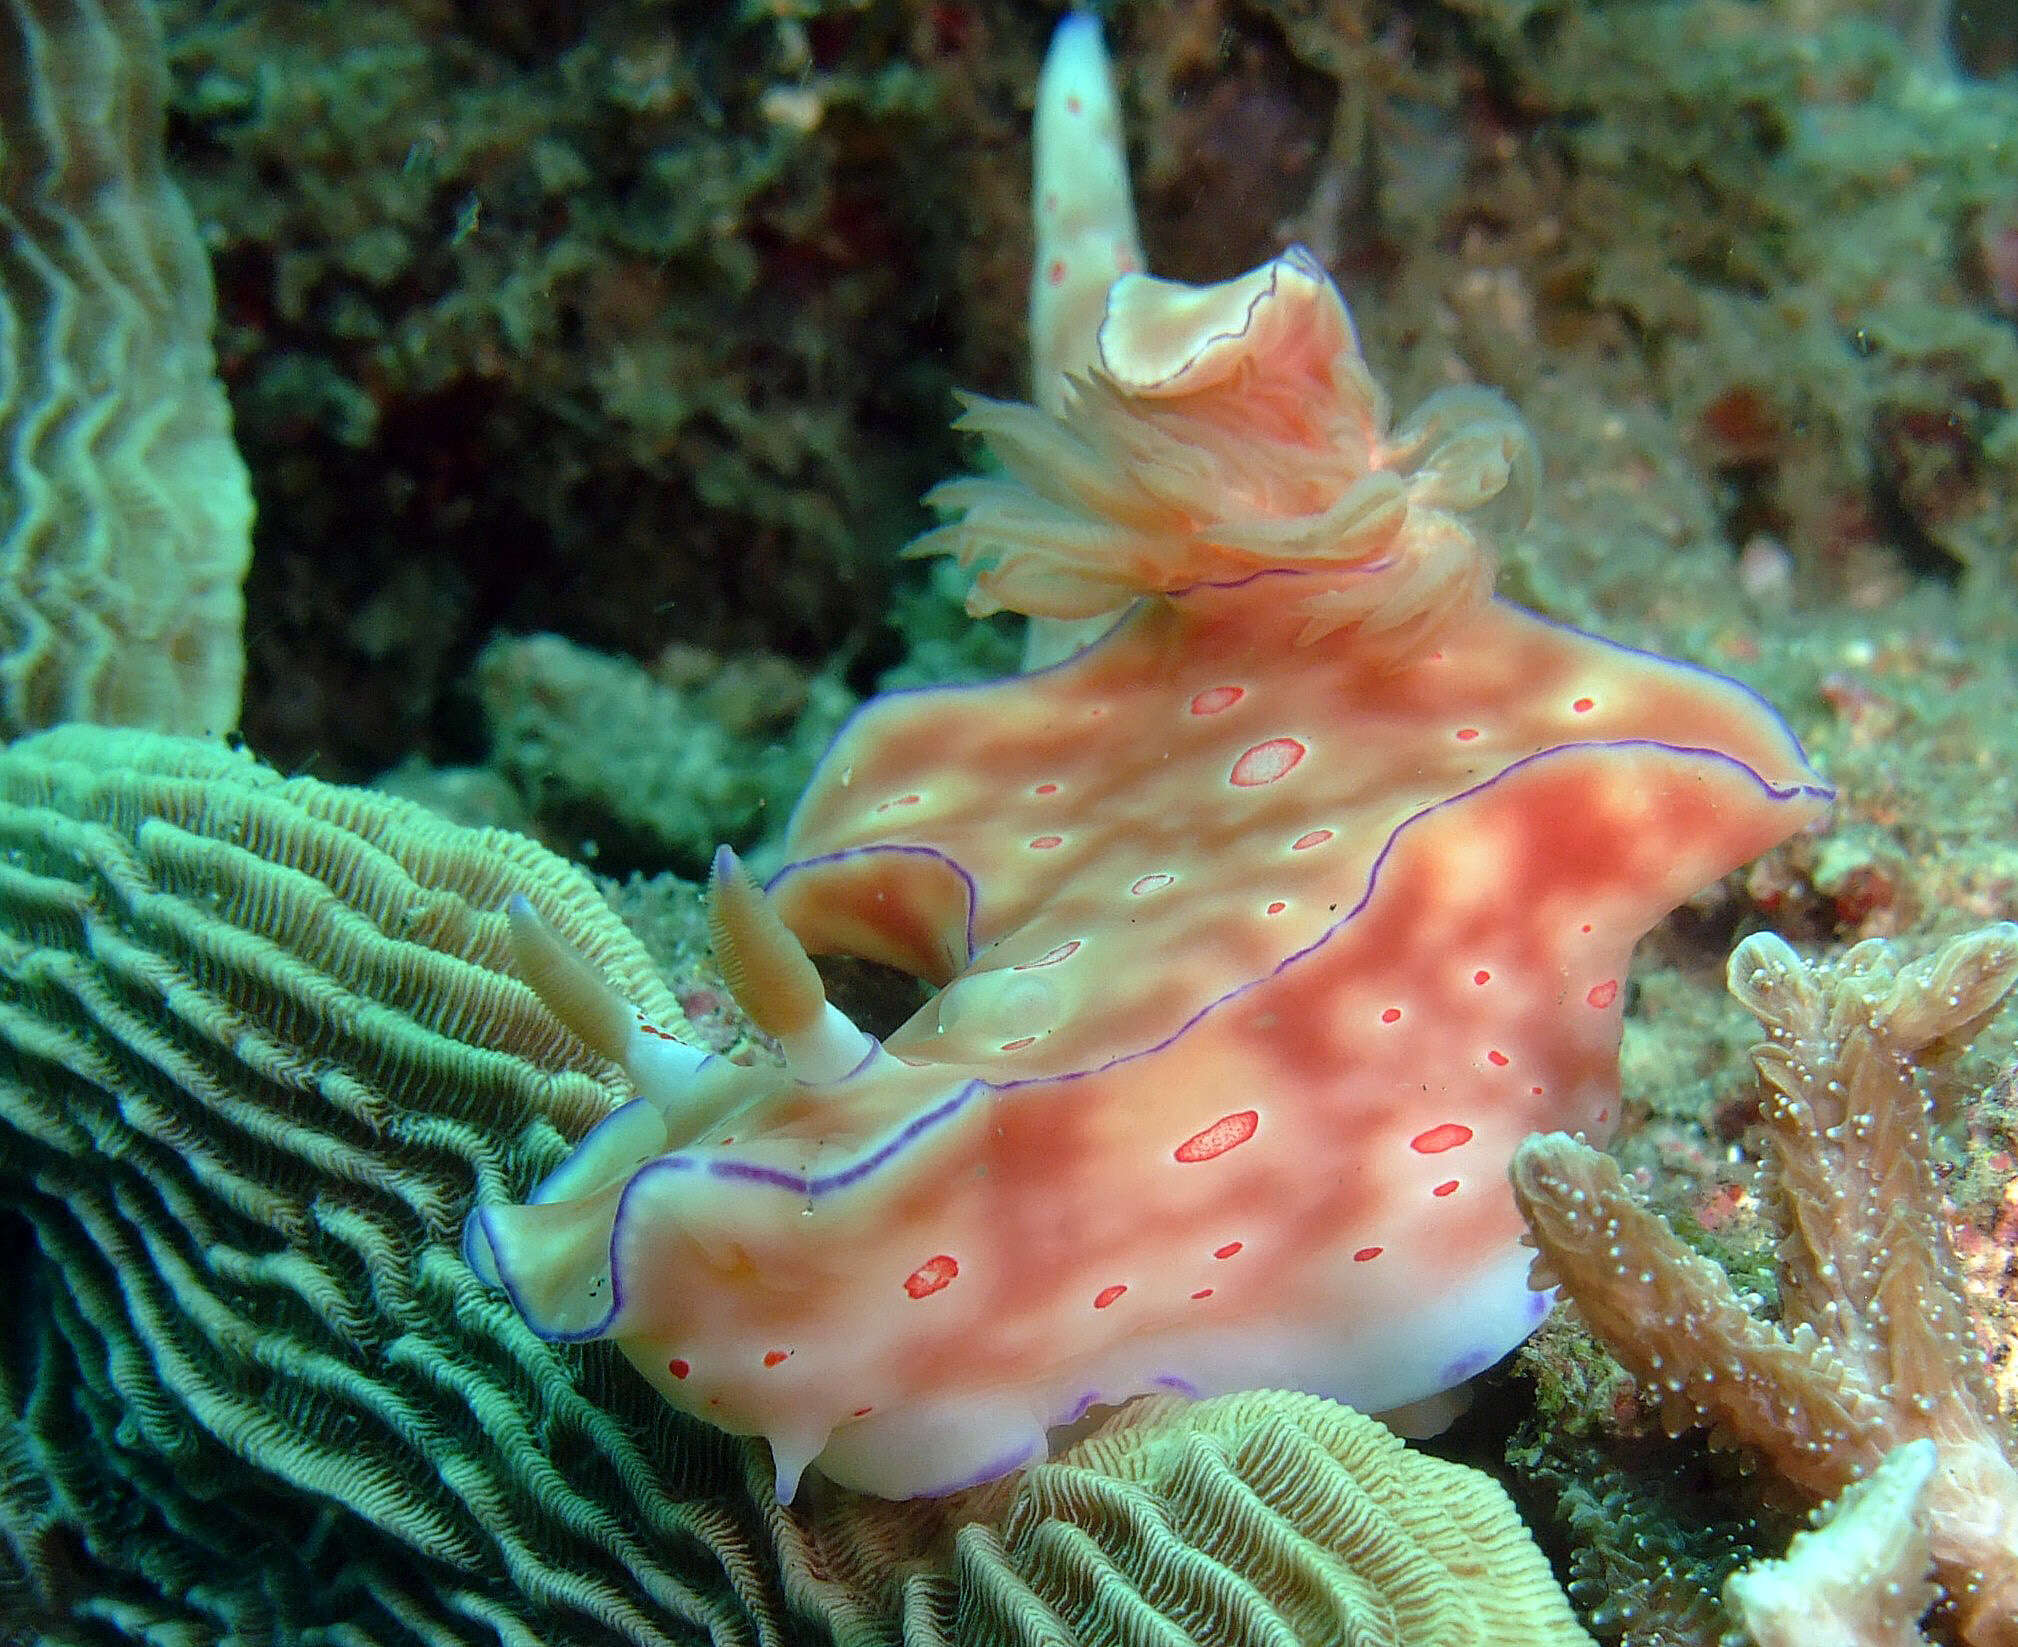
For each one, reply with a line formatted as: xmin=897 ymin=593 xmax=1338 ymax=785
xmin=1512 ymin=925 xmax=2018 ymax=1645
xmin=1726 ymin=1438 xmax=1943 ymax=1647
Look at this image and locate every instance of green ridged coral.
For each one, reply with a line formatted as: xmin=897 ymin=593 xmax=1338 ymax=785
xmin=805 ymin=1390 xmax=1596 ymax=1647
xmin=0 ymin=0 xmax=252 ymax=737
xmin=0 ymin=724 xmax=799 ymax=1644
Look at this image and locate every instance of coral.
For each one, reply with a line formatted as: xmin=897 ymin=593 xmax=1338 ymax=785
xmin=470 ymin=631 xmax=853 ymax=878
xmin=1952 ymin=1059 xmax=2018 ymax=1418
xmin=802 ymin=1390 xmax=1597 ymax=1647
xmin=0 ymin=0 xmax=251 ymax=737
xmin=0 ymin=722 xmax=792 ymax=1645
xmin=1510 ymin=1424 xmax=1778 ymax=1647
xmin=1726 ymin=1438 xmax=1943 ymax=1647
xmin=1512 ymin=924 xmax=2018 ymax=1645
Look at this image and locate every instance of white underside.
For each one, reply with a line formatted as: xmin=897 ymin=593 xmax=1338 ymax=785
xmin=804 ymin=1241 xmax=1547 ymax=1499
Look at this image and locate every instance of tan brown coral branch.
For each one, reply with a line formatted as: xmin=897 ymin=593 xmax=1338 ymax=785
xmin=1726 ymin=1438 xmax=1942 ymax=1647
xmin=1511 ymin=925 xmax=2018 ymax=1646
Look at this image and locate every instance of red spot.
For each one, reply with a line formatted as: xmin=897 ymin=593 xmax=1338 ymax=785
xmin=1093 ymin=1284 xmax=1126 ymax=1309
xmin=1190 ymin=1288 xmax=1213 ymax=1300
xmin=1572 ymin=697 xmax=1595 ymax=714
xmin=1029 ymin=834 xmax=1064 ymax=850
xmin=1699 ymin=383 xmax=1782 ymax=458
xmin=1174 ymin=1110 xmax=1259 ymax=1163
xmin=1410 ymin=1123 xmax=1474 ymax=1155
xmin=928 ymin=3 xmax=974 ymax=52
xmin=1473 ymin=969 xmax=1491 ymax=985
xmin=1432 ymin=1180 xmax=1460 ymax=1198
xmin=1265 ymin=900 xmax=1287 ymax=915
xmin=1229 ymin=737 xmax=1306 ymax=787
xmin=1001 ymin=1035 xmax=1036 ymax=1052
xmin=852 ymin=1406 xmax=873 ymax=1417
xmin=763 ymin=1349 xmax=791 ymax=1367
xmin=1596 ymin=1107 xmax=1610 ymax=1123
xmin=1487 ymin=1049 xmax=1510 ymax=1067
xmin=1065 ymin=94 xmax=1083 ymax=114
xmin=1015 ymin=939 xmax=1081 ymax=968
xmin=1352 ymin=1246 xmax=1383 ymax=1262
xmin=1190 ymin=685 xmax=1245 ymax=715
xmin=1132 ymin=873 xmax=1174 ymax=895
xmin=1530 ymin=1086 xmax=1544 ymax=1097
xmin=874 ymin=792 xmax=923 ymax=814
xmin=1046 ymin=258 xmax=1067 ymax=286
xmin=667 ymin=1358 xmax=690 ymax=1380
xmin=1380 ymin=1006 xmax=1402 ymax=1024
xmin=1455 ymin=727 xmax=1480 ymax=742
xmin=1033 ymin=781 xmax=1059 ymax=796
xmin=1580 ymin=923 xmax=1593 ymax=934
xmin=1115 ymin=249 xmax=1137 ymax=273
xmin=1213 ymin=1241 xmax=1243 ymax=1260
xmin=637 ymin=1020 xmax=681 ymax=1041
xmin=903 ymin=1255 xmax=959 ymax=1299
xmin=1291 ymin=829 xmax=1332 ymax=851
xmin=1587 ymin=979 xmax=1620 ymax=1009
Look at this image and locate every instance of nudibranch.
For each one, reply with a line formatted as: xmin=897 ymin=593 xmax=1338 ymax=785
xmin=466 ymin=13 xmax=1832 ymax=1502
